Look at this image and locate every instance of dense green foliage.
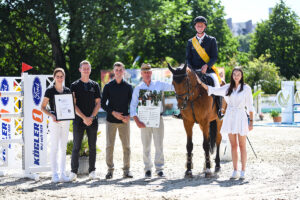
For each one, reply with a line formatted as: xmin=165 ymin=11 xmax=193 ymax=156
xmin=0 ymin=0 xmax=237 ymax=85
xmin=244 ymin=54 xmax=281 ymax=94
xmin=237 ymin=34 xmax=251 ymax=52
xmin=250 ymin=0 xmax=300 ymax=79
xmin=1 ymin=0 xmax=299 ymax=93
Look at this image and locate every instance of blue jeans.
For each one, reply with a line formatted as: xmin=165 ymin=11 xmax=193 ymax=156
xmin=71 ymin=118 xmax=98 ymax=174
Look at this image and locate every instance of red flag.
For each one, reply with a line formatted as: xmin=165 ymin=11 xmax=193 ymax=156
xmin=22 ymin=62 xmax=33 ymax=72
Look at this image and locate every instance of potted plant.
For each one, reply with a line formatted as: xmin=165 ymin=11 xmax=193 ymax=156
xmin=66 ymin=131 xmax=101 ymax=175
xmin=270 ymin=110 xmax=281 ymax=123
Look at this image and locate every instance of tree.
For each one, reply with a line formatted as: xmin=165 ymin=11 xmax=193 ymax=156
xmin=250 ymin=0 xmax=300 ymax=79
xmin=237 ymin=34 xmax=251 ymax=52
xmin=244 ymin=54 xmax=281 ymax=94
xmin=128 ymin=0 xmax=239 ymax=65
xmin=0 ymin=0 xmax=239 ymax=84
xmin=0 ymin=2 xmax=53 ymax=75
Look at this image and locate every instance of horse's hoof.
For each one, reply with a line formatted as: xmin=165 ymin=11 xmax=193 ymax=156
xmin=185 ymin=170 xmax=193 ymax=178
xmin=204 ymin=169 xmax=212 ymax=178
xmin=215 ymin=167 xmax=221 ymax=173
xmin=205 ymin=172 xmax=213 ymax=178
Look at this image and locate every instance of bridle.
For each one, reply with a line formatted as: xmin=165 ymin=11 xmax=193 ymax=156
xmin=173 ymin=73 xmax=200 ymax=110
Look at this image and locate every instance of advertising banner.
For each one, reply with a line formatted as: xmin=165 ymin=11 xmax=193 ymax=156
xmin=101 ymin=68 xmax=173 ymax=89
xmin=276 ymin=81 xmax=294 ymax=123
xmin=0 ymin=77 xmax=15 ymax=167
xmin=23 ymin=74 xmax=48 ymax=172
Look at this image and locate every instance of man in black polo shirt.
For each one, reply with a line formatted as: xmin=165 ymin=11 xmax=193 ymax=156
xmin=186 ymin=16 xmax=223 ymax=119
xmin=69 ymin=60 xmax=101 ymax=181
xmin=101 ymin=62 xmax=133 ymax=179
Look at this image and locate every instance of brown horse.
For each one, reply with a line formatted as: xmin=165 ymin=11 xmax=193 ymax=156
xmin=168 ymin=63 xmax=223 ymax=178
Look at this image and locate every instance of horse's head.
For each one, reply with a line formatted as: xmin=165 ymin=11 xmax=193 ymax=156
xmin=168 ymin=63 xmax=191 ymax=110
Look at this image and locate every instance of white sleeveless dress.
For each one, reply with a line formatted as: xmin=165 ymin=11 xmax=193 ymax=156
xmin=207 ymin=84 xmax=254 ymax=136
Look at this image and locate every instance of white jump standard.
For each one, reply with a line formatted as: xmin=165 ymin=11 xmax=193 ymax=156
xmin=0 ymin=73 xmax=53 ymax=180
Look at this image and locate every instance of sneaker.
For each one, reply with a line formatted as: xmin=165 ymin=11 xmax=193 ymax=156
xmin=123 ymin=171 xmax=133 ymax=178
xmin=60 ymin=174 xmax=71 ymax=182
xmin=240 ymin=171 xmax=245 ymax=180
xmin=105 ymin=171 xmax=113 ymax=179
xmin=157 ymin=171 xmax=165 ymax=178
xmin=52 ymin=173 xmax=59 ymax=183
xmin=69 ymin=172 xmax=77 ymax=181
xmin=230 ymin=170 xmax=239 ymax=179
xmin=145 ymin=170 xmax=151 ymax=178
xmin=89 ymin=171 xmax=97 ymax=180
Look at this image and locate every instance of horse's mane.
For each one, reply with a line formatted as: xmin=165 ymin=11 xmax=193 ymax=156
xmin=186 ymin=68 xmax=201 ymax=87
xmin=172 ymin=66 xmax=206 ymax=93
xmin=186 ymin=68 xmax=209 ymax=96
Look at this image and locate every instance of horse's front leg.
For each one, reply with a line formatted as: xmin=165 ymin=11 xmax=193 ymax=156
xmin=183 ymin=119 xmax=194 ymax=178
xmin=201 ymin=122 xmax=212 ymax=178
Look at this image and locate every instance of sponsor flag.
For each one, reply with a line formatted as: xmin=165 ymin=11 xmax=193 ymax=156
xmin=22 ymin=62 xmax=33 ymax=72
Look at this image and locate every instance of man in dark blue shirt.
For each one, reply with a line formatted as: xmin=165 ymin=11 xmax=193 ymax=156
xmin=101 ymin=62 xmax=133 ymax=179
xmin=186 ymin=16 xmax=223 ymax=119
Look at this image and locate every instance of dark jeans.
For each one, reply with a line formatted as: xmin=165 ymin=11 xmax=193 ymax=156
xmin=71 ymin=118 xmax=98 ymax=174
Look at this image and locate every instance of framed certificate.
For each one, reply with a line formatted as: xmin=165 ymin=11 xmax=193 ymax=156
xmin=54 ymin=93 xmax=75 ymax=121
xmin=138 ymin=106 xmax=161 ymax=128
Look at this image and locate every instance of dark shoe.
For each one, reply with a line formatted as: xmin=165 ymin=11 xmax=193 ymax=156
xmin=105 ymin=171 xmax=113 ymax=179
xmin=173 ymin=113 xmax=182 ymax=119
xmin=123 ymin=171 xmax=133 ymax=178
xmin=145 ymin=170 xmax=151 ymax=178
xmin=157 ymin=171 xmax=165 ymax=178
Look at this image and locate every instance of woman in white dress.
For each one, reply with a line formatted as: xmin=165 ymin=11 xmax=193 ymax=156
xmin=198 ymin=67 xmax=254 ymax=179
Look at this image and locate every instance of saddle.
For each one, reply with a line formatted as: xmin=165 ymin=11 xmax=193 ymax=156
xmin=194 ymin=70 xmax=215 ymax=87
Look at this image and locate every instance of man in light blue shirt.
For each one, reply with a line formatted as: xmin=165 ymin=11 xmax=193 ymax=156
xmin=130 ymin=63 xmax=174 ymax=178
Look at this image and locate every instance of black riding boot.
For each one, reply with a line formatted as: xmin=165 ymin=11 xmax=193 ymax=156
xmin=173 ymin=113 xmax=182 ymax=119
xmin=216 ymin=96 xmax=224 ymax=120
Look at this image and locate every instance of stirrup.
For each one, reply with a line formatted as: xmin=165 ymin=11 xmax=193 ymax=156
xmin=217 ymin=109 xmax=224 ymax=120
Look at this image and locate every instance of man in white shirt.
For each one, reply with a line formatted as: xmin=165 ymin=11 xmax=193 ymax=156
xmin=130 ymin=63 xmax=173 ymax=178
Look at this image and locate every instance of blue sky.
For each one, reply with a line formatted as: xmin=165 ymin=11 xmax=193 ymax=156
xmin=221 ymin=0 xmax=300 ymax=23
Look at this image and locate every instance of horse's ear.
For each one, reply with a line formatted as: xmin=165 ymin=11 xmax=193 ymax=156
xmin=167 ymin=62 xmax=175 ymax=73
xmin=183 ymin=62 xmax=187 ymax=71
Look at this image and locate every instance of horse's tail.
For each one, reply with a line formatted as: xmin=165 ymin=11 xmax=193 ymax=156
xmin=209 ymin=120 xmax=217 ymax=154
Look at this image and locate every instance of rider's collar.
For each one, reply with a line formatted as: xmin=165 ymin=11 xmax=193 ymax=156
xmin=196 ymin=33 xmax=206 ymax=44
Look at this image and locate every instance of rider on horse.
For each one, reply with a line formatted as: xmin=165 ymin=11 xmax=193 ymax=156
xmin=186 ymin=16 xmax=224 ymax=119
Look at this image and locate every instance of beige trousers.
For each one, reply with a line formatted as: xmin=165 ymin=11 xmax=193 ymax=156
xmin=106 ymin=121 xmax=131 ymax=173
xmin=141 ymin=117 xmax=164 ymax=173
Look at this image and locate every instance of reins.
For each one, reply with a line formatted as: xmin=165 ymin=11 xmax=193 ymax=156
xmin=173 ymin=71 xmax=202 ymax=123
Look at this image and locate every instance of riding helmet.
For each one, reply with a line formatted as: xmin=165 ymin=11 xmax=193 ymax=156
xmin=193 ymin=16 xmax=207 ymax=26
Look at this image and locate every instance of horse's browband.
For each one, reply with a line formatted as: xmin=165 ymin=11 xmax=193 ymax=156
xmin=172 ymin=73 xmax=187 ymax=77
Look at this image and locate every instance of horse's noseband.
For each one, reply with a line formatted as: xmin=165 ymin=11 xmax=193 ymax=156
xmin=173 ymin=73 xmax=194 ymax=110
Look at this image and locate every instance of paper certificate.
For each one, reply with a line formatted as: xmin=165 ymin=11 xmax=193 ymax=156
xmin=138 ymin=106 xmax=160 ymax=128
xmin=54 ymin=93 xmax=75 ymax=121
xmin=137 ymin=89 xmax=163 ymax=128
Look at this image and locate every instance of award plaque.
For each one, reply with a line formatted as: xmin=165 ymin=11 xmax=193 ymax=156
xmin=54 ymin=93 xmax=75 ymax=121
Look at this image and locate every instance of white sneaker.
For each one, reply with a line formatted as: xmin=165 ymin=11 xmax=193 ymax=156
xmin=89 ymin=171 xmax=97 ymax=180
xmin=52 ymin=173 xmax=59 ymax=183
xmin=60 ymin=174 xmax=71 ymax=182
xmin=69 ymin=172 xmax=77 ymax=181
xmin=230 ymin=170 xmax=239 ymax=179
xmin=240 ymin=171 xmax=245 ymax=180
